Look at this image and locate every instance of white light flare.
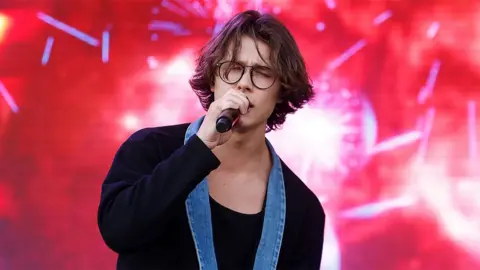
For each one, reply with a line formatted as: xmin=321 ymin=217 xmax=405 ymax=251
xmin=403 ymin=154 xmax=480 ymax=260
xmin=164 ymin=56 xmax=193 ymax=77
xmin=324 ymin=0 xmax=336 ymax=10
xmin=120 ymin=113 xmax=140 ymax=131
xmin=147 ymin=52 xmax=204 ymax=125
xmin=427 ymin=21 xmax=440 ymax=39
xmin=115 ymin=52 xmax=200 ymax=139
xmin=268 ymin=106 xmax=347 ymax=172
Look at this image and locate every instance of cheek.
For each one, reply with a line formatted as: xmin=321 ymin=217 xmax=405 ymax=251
xmin=254 ymin=93 xmax=278 ymax=115
xmin=212 ymin=78 xmax=229 ymax=99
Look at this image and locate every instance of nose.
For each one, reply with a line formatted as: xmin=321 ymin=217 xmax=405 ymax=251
xmin=235 ymin=68 xmax=253 ymax=92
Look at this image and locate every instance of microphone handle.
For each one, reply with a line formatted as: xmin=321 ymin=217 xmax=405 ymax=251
xmin=216 ymin=108 xmax=240 ymax=133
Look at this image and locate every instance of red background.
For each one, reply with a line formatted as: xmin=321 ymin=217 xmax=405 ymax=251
xmin=0 ymin=0 xmax=479 ymax=269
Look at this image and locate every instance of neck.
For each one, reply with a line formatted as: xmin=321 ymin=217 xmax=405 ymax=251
xmin=212 ymin=125 xmax=268 ymax=171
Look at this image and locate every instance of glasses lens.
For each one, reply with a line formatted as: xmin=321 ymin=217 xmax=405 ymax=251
xmin=219 ymin=62 xmax=243 ymax=83
xmin=218 ymin=61 xmax=277 ymax=89
xmin=251 ymin=68 xmax=276 ymax=89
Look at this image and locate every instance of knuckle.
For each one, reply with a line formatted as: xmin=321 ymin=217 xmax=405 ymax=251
xmin=212 ymin=101 xmax=221 ymax=110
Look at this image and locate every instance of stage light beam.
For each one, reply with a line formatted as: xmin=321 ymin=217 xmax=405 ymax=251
xmin=0 ymin=81 xmax=19 ymax=113
xmin=41 ymin=36 xmax=54 ymax=66
xmin=161 ymin=0 xmax=189 ymax=17
xmin=102 ymin=31 xmax=110 ymax=63
xmin=369 ymin=130 xmax=422 ymax=155
xmin=37 ymin=12 xmax=100 ymax=47
xmin=373 ymin=10 xmax=392 ymax=25
xmin=417 ymin=60 xmax=441 ymax=104
xmin=327 ymin=39 xmax=367 ymax=70
xmin=417 ymin=108 xmax=436 ymax=162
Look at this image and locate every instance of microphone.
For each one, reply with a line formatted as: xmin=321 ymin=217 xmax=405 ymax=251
xmin=216 ymin=108 xmax=240 ymax=133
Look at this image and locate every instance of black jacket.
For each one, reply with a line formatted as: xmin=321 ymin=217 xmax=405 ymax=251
xmin=98 ymin=123 xmax=325 ymax=269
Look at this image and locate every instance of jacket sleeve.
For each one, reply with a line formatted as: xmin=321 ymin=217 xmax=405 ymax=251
xmin=97 ymin=129 xmax=220 ymax=253
xmin=292 ymin=197 xmax=326 ymax=269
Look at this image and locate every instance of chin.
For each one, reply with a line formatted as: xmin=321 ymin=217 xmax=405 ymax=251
xmin=233 ymin=116 xmax=264 ymax=133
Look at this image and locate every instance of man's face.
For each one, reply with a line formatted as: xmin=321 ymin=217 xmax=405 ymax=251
xmin=211 ymin=35 xmax=281 ymax=133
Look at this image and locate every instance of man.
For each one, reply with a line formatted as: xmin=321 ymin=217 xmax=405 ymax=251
xmin=98 ymin=10 xmax=325 ymax=270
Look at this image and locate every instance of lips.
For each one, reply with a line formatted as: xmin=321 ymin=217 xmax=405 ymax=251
xmin=245 ymin=96 xmax=253 ymax=109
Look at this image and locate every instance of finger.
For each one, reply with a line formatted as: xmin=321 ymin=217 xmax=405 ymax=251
xmin=226 ymin=91 xmax=250 ymax=114
xmin=226 ymin=95 xmax=249 ymax=114
xmin=210 ymin=92 xmax=240 ymax=112
xmin=219 ymin=98 xmax=241 ymax=112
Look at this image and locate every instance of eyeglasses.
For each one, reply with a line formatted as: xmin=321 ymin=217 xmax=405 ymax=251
xmin=216 ymin=61 xmax=277 ymax=90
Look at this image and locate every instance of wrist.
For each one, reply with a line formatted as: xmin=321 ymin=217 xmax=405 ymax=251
xmin=196 ymin=132 xmax=216 ymax=150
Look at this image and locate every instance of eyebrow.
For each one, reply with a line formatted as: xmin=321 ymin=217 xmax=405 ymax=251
xmin=234 ymin=60 xmax=273 ymax=70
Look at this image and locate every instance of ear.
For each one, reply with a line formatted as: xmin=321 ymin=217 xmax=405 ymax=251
xmin=210 ymin=81 xmax=215 ymax=92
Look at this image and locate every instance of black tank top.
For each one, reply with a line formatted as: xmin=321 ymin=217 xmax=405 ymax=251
xmin=210 ymin=196 xmax=265 ymax=270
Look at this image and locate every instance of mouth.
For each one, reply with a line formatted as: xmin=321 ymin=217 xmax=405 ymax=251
xmin=246 ymin=96 xmax=254 ymax=109
xmin=247 ymin=103 xmax=254 ymax=113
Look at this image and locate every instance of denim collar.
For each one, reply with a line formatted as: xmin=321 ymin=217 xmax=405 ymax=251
xmin=184 ymin=116 xmax=286 ymax=270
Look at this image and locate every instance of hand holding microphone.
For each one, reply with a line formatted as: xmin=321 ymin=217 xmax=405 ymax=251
xmin=196 ymin=89 xmax=250 ymax=149
xmin=215 ymin=108 xmax=240 ymax=133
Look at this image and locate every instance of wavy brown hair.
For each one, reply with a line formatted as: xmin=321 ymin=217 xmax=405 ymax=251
xmin=189 ymin=10 xmax=314 ymax=132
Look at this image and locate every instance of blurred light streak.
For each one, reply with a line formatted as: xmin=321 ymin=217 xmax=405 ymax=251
xmin=37 ymin=12 xmax=100 ymax=47
xmin=161 ymin=0 xmax=189 ymax=17
xmin=190 ymin=1 xmax=209 ymax=17
xmin=327 ymin=39 xmax=367 ymax=70
xmin=172 ymin=0 xmax=207 ymax=17
xmin=173 ymin=29 xmax=192 ymax=36
xmin=417 ymin=60 xmax=441 ymax=104
xmin=212 ymin=22 xmax=225 ymax=36
xmin=102 ymin=31 xmax=109 ymax=63
xmin=340 ymin=196 xmax=416 ymax=219
xmin=0 ymin=13 xmax=10 ymax=42
xmin=427 ymin=21 xmax=440 ymax=39
xmin=324 ymin=0 xmax=336 ymax=9
xmin=148 ymin=20 xmax=186 ymax=34
xmin=416 ymin=108 xmax=436 ymax=162
xmin=468 ymin=100 xmax=477 ymax=160
xmin=373 ymin=10 xmax=392 ymax=25
xmin=368 ymin=130 xmax=422 ymax=155
xmin=152 ymin=7 xmax=160 ymax=15
xmin=363 ymin=99 xmax=378 ymax=152
xmin=193 ymin=1 xmax=209 ymax=17
xmin=0 ymin=81 xmax=19 ymax=113
xmin=41 ymin=36 xmax=54 ymax=66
